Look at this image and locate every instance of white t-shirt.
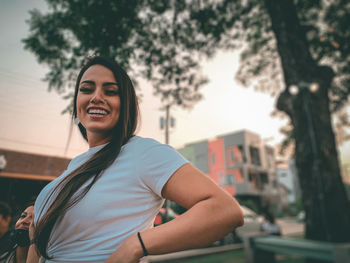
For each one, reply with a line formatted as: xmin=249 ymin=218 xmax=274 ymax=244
xmin=34 ymin=136 xmax=188 ymax=262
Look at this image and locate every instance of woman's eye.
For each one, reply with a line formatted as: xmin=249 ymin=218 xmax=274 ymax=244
xmin=79 ymin=87 xmax=92 ymax=93
xmin=105 ymin=90 xmax=119 ymax=96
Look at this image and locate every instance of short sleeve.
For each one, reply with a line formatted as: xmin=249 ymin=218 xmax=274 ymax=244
xmin=138 ymin=144 xmax=188 ymax=197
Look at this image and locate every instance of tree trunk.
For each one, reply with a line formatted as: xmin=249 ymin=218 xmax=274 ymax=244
xmin=264 ymin=0 xmax=350 ymax=244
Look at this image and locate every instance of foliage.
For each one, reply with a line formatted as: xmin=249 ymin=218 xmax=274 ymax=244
xmin=181 ymin=0 xmax=350 ymax=153
xmin=182 ymin=0 xmax=350 ymax=110
xmin=23 ymin=0 xmax=207 ymax=113
xmin=24 ymin=1 xmax=350 ymax=128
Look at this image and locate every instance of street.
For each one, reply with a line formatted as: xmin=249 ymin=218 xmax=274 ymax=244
xmin=277 ymin=217 xmax=304 ymax=236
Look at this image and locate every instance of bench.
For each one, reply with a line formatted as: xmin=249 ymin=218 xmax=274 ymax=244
xmin=244 ymin=234 xmax=350 ymax=263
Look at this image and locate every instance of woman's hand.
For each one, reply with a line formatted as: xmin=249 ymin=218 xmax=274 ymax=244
xmin=29 ymin=220 xmax=35 ymax=242
xmin=104 ymin=234 xmax=143 ymax=263
xmin=26 ymin=213 xmax=40 ymax=263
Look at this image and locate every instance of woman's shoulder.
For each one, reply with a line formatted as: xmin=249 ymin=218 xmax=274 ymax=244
xmin=122 ymin=136 xmax=180 ymax=160
xmin=125 ymin=136 xmax=163 ymax=151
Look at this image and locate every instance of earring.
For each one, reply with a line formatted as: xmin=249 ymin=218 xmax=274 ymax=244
xmin=74 ymin=117 xmax=80 ymax=125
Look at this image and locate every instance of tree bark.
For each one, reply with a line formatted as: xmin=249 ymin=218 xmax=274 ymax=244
xmin=264 ymin=0 xmax=350 ymax=243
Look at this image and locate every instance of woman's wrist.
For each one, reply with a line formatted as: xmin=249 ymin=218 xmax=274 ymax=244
xmin=137 ymin=232 xmax=149 ymax=256
xmin=123 ymin=234 xmax=144 ymax=259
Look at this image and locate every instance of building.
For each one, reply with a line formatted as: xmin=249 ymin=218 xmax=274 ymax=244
xmin=178 ymin=130 xmax=282 ymax=212
xmin=0 ymin=148 xmax=70 ymax=216
xmin=276 ymin=159 xmax=301 ymax=204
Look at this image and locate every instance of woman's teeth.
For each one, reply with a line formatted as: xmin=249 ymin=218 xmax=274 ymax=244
xmin=87 ymin=109 xmax=108 ymax=115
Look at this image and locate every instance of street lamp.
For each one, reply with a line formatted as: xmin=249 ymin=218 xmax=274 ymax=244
xmin=288 ymin=81 xmax=330 ymax=241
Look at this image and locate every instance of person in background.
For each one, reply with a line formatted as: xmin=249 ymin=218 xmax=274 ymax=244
xmin=0 ymin=205 xmax=34 ymax=263
xmin=0 ymin=202 xmax=12 ymax=255
xmin=27 ymin=56 xmax=244 ymax=263
xmin=261 ymin=210 xmax=281 ymax=236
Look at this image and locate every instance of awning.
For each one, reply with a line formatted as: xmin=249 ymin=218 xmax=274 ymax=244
xmin=0 ymin=172 xmax=56 ymax=181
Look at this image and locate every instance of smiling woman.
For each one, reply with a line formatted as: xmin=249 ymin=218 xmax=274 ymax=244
xmin=0 ymin=205 xmax=34 ymax=263
xmin=76 ymin=65 xmax=121 ymax=147
xmin=27 ymin=56 xmax=244 ymax=263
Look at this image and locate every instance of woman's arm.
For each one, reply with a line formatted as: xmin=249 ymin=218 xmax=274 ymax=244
xmin=15 ymin=246 xmax=29 ymax=263
xmin=106 ymin=163 xmax=244 ymax=262
xmin=25 ymin=244 xmax=39 ymax=263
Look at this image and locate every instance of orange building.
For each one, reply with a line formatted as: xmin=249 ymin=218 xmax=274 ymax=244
xmin=178 ymin=130 xmax=281 ymax=212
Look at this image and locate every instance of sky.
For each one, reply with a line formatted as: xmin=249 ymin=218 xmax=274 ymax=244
xmin=0 ymin=0 xmax=349 ymax=167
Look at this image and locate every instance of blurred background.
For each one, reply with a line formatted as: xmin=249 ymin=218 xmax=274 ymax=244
xmin=1 ymin=0 xmax=350 ymax=262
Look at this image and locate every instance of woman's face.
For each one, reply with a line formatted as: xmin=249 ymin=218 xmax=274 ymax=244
xmin=77 ymin=64 xmax=121 ymax=145
xmin=15 ymin=206 xmax=34 ymax=231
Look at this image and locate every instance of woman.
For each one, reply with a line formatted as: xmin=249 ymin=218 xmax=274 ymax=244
xmin=0 ymin=205 xmax=34 ymax=263
xmin=28 ymin=56 xmax=244 ymax=263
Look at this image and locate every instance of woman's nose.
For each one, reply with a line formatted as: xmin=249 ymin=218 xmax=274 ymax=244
xmin=91 ymin=90 xmax=104 ymax=104
xmin=22 ymin=217 xmax=32 ymax=226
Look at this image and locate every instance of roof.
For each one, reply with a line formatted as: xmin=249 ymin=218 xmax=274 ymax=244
xmin=0 ymin=148 xmax=71 ymax=179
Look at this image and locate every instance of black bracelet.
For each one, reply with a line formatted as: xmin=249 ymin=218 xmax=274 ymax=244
xmin=137 ymin=232 xmax=148 ymax=256
xmin=29 ymin=239 xmax=36 ymax=245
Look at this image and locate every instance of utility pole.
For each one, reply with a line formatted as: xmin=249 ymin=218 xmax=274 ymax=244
xmin=160 ymin=104 xmax=175 ymax=145
xmin=160 ymin=104 xmax=175 ymax=222
xmin=165 ymin=104 xmax=170 ymax=144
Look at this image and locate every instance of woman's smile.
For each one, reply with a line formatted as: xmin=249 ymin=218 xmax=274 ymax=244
xmin=87 ymin=107 xmax=110 ymax=116
xmin=77 ymin=64 xmax=121 ymax=146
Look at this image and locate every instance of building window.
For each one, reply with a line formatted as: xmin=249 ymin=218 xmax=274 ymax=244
xmin=218 ymin=171 xmax=225 ymax=187
xmin=260 ymin=172 xmax=269 ymax=184
xmin=248 ymin=171 xmax=262 ymax=190
xmin=225 ymin=174 xmax=235 ymax=185
xmin=238 ymin=145 xmax=246 ymax=163
xmin=230 ymin=150 xmax=235 ymax=162
xmin=249 ymin=146 xmax=261 ymax=166
xmin=226 ymin=147 xmax=235 ymax=167
xmin=265 ymin=147 xmax=275 ymax=168
xmin=234 ymin=169 xmax=244 ymax=183
xmin=273 ymin=180 xmax=278 ymax=188
xmin=227 ymin=146 xmax=244 ymax=167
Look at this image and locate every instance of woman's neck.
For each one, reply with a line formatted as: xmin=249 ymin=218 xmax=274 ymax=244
xmin=87 ymin=133 xmax=112 ymax=148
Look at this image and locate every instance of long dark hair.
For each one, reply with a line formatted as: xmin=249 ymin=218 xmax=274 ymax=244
xmin=34 ymin=56 xmax=139 ymax=258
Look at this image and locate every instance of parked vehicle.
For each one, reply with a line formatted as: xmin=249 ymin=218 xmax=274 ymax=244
xmin=154 ymin=207 xmax=178 ymax=226
xmin=220 ymin=205 xmax=263 ymax=245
